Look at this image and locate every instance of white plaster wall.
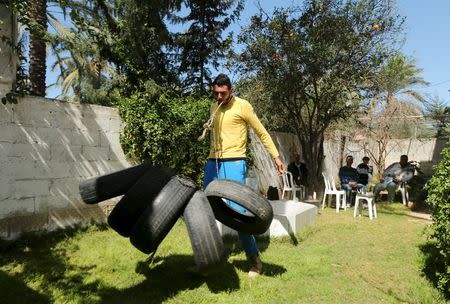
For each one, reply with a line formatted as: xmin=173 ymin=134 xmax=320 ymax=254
xmin=0 ymin=96 xmax=129 ymax=239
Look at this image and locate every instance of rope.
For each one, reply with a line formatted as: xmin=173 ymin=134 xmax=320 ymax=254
xmin=197 ymin=101 xmax=224 ymax=141
xmin=198 ymin=95 xmax=232 ymax=178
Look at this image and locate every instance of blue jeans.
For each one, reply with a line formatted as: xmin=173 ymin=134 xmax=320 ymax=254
xmin=374 ymin=179 xmax=398 ymax=202
xmin=203 ymin=159 xmax=259 ymax=257
xmin=341 ymin=183 xmax=367 ymax=205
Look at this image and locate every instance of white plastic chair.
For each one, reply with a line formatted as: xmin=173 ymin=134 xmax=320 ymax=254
xmin=281 ymin=171 xmax=305 ymax=201
xmin=321 ymin=173 xmax=346 ymax=212
xmin=354 ymin=190 xmax=377 ymax=220
xmin=399 ymin=182 xmax=409 ymax=206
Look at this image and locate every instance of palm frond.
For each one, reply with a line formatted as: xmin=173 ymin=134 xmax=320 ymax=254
xmin=62 ymin=69 xmax=79 ymax=94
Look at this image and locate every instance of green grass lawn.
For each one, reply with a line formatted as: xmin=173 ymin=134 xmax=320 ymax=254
xmin=0 ymin=203 xmax=446 ymax=304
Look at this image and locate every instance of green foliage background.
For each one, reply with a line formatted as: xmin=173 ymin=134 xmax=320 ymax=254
xmin=425 ymin=140 xmax=450 ymax=297
xmin=118 ymin=82 xmax=211 ymax=184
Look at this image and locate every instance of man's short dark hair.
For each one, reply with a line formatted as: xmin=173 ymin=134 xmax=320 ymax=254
xmin=212 ymin=73 xmax=232 ymax=88
xmin=400 ymin=154 xmax=408 ymax=160
xmin=346 ymin=155 xmax=353 ymax=160
xmin=362 ymin=156 xmax=370 ymax=161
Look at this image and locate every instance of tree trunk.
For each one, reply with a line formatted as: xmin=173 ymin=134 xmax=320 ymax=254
xmin=29 ymin=0 xmax=47 ymax=96
xmin=374 ymin=138 xmax=387 ymax=177
xmin=339 ymin=135 xmax=347 ymax=167
xmin=298 ymin=131 xmax=325 ymax=198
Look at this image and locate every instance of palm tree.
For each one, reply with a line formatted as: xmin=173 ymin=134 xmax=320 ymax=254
xmin=29 ymin=0 xmax=47 ymax=96
xmin=359 ymin=52 xmax=429 ymax=176
xmin=48 ymin=18 xmax=117 ymax=104
xmin=376 ymin=51 xmax=429 ymax=104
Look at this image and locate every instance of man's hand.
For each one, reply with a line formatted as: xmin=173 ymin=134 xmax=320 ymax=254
xmin=274 ymin=157 xmax=286 ymax=176
xmin=348 ymin=181 xmax=357 ymax=188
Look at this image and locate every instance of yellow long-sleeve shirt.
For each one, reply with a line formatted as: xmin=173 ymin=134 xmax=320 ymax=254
xmin=208 ymin=96 xmax=279 ymax=159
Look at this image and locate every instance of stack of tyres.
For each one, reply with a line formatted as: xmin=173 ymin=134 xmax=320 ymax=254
xmin=79 ymin=164 xmax=227 ymax=272
xmin=79 ymin=165 xmax=274 ymax=273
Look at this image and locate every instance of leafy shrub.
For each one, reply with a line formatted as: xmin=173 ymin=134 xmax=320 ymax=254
xmin=118 ymin=81 xmax=211 ymax=184
xmin=425 ymin=141 xmax=450 ymax=297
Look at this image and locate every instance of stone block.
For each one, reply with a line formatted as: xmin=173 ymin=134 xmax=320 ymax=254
xmin=99 ymin=131 xmax=120 ymax=147
xmin=49 ymin=178 xmax=80 ymax=200
xmin=0 ymin=103 xmax=13 ymax=123
xmin=71 ymin=128 xmax=99 ymax=146
xmin=81 ymin=146 xmax=109 ymax=161
xmin=0 ymin=213 xmax=48 ymax=240
xmin=0 ymin=123 xmax=30 ymax=143
xmin=108 ymin=117 xmax=122 ymax=132
xmin=1 ymin=159 xmax=38 ymax=180
xmin=70 ymin=160 xmax=127 ymax=179
xmin=32 ymin=127 xmax=70 ymax=145
xmin=0 ymin=178 xmax=12 ymax=201
xmin=0 ymin=198 xmax=35 ymax=217
xmin=264 ymin=201 xmax=317 ymax=237
xmin=12 ymin=179 xmax=51 ymax=199
xmin=217 ymin=200 xmax=318 ymax=238
xmin=47 ymin=205 xmax=107 ymax=230
xmin=41 ymin=162 xmax=74 ymax=179
xmin=50 ymin=144 xmax=82 ymax=162
xmin=12 ymin=99 xmax=59 ymax=128
xmin=108 ymin=145 xmax=127 ymax=162
xmin=1 ymin=142 xmax=51 ymax=161
xmin=35 ymin=196 xmax=66 ymax=212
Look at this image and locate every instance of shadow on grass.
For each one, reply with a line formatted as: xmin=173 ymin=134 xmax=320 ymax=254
xmin=95 ymin=254 xmax=240 ymax=304
xmin=362 ymin=276 xmax=411 ymax=303
xmin=0 ymin=270 xmax=50 ymax=304
xmin=0 ymin=225 xmax=104 ymax=303
xmin=0 ymin=224 xmax=287 ymax=303
xmin=231 ymin=259 xmax=287 ymax=277
xmin=419 ymin=242 xmax=450 ymax=300
xmin=376 ymin=203 xmax=431 ymax=221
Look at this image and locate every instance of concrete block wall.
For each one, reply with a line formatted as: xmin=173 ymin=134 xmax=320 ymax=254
xmin=0 ymin=96 xmax=129 ymax=239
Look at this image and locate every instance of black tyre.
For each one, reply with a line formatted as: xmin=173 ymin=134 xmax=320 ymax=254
xmin=130 ymin=175 xmax=197 ymax=254
xmin=205 ymin=179 xmax=273 ymax=235
xmin=79 ymin=163 xmax=153 ymax=204
xmin=183 ymin=191 xmax=226 ymax=270
xmin=107 ymin=166 xmax=174 ymax=237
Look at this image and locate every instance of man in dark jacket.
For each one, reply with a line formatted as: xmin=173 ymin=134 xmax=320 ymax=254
xmin=339 ymin=155 xmax=365 ymax=206
xmin=287 ymin=153 xmax=308 ymax=186
xmin=356 ymin=156 xmax=373 ymax=186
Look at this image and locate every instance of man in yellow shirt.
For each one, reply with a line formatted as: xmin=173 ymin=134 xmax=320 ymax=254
xmin=203 ymin=74 xmax=285 ymax=277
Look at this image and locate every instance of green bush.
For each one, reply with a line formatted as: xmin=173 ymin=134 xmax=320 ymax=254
xmin=425 ymin=140 xmax=450 ymax=297
xmin=118 ymin=81 xmax=211 ymax=184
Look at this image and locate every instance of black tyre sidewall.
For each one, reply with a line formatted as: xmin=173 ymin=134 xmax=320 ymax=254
xmin=205 ymin=179 xmax=273 ymax=234
xmin=79 ymin=163 xmax=153 ymax=204
xmin=107 ymin=166 xmax=174 ymax=237
xmin=129 ymin=176 xmax=197 ymax=254
xmin=183 ymin=191 xmax=226 ymax=270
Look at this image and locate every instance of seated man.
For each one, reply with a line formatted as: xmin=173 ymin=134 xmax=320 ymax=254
xmin=287 ymin=153 xmax=308 ymax=186
xmin=339 ymin=155 xmax=365 ymax=205
xmin=356 ymin=156 xmax=373 ymax=186
xmin=374 ymin=155 xmax=415 ymax=202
